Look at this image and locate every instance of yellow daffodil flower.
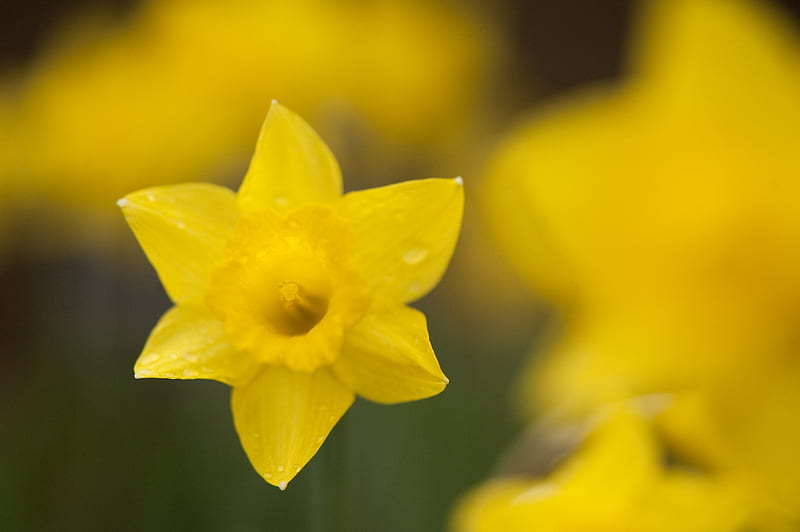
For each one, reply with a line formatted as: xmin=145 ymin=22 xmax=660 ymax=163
xmin=119 ymin=102 xmax=463 ymax=489
xmin=658 ymin=361 xmax=800 ymax=524
xmin=481 ymin=0 xmax=800 ymax=521
xmin=483 ymin=0 xmax=800 ymax=413
xmin=452 ymin=407 xmax=750 ymax=532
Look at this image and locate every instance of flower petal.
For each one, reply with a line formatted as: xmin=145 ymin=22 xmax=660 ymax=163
xmin=231 ymin=366 xmax=354 ymax=489
xmin=337 ymin=178 xmax=464 ymax=302
xmin=332 ymin=304 xmax=448 ymax=404
xmin=238 ymin=101 xmax=342 ymax=213
xmin=134 ymin=305 xmax=257 ymax=386
xmin=119 ymin=183 xmax=238 ymax=304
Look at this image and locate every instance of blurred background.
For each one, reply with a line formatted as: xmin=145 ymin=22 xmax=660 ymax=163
xmin=1 ymin=0 xmax=800 ymax=531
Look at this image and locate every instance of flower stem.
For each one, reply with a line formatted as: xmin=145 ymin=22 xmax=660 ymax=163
xmin=310 ymin=415 xmax=348 ymax=532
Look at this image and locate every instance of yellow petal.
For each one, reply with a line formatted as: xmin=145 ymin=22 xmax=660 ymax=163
xmin=134 ymin=305 xmax=257 ymax=386
xmin=553 ymin=407 xmax=660 ymax=518
xmin=231 ymin=366 xmax=354 ymax=489
xmin=119 ymin=183 xmax=237 ymax=304
xmin=332 ymin=304 xmax=448 ymax=404
xmin=337 ymin=178 xmax=464 ymax=302
xmin=237 ymin=101 xmax=342 ymax=213
xmin=450 ymin=477 xmax=542 ymax=532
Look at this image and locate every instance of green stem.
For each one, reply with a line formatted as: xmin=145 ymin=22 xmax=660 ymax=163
xmin=310 ymin=415 xmax=348 ymax=532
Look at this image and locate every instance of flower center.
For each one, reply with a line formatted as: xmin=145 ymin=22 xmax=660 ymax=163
xmin=272 ymin=280 xmax=329 ymax=336
xmin=205 ymin=205 xmax=371 ymax=372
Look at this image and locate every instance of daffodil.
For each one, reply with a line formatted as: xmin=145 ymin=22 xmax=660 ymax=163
xmin=452 ymin=407 xmax=751 ymax=532
xmin=480 ymin=0 xmax=800 ymax=520
xmin=119 ymin=102 xmax=463 ymax=489
xmin=482 ymin=0 xmax=800 ymax=414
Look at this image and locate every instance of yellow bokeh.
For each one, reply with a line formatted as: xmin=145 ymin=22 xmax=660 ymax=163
xmin=1 ymin=0 xmax=496 ymax=249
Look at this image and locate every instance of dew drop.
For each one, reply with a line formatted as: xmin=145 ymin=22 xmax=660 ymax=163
xmin=277 ymin=465 xmax=285 ymax=472
xmin=201 ymin=367 xmax=214 ymax=374
xmin=182 ymin=369 xmax=197 ymax=378
xmin=146 ymin=192 xmax=156 ymax=201
xmin=169 ymin=353 xmax=179 ymax=360
xmin=278 ymin=481 xmax=288 ymax=491
xmin=165 ymin=371 xmax=177 ymax=378
xmin=403 ymin=247 xmax=428 ymax=265
xmin=264 ymin=472 xmax=273 ymax=479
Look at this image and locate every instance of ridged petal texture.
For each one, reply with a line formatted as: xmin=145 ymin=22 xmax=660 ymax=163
xmin=332 ymin=304 xmax=448 ymax=404
xmin=337 ymin=178 xmax=463 ymax=302
xmin=238 ymin=101 xmax=342 ymax=213
xmin=232 ymin=366 xmax=354 ymax=489
xmin=134 ymin=305 xmax=257 ymax=386
xmin=119 ymin=183 xmax=238 ymax=304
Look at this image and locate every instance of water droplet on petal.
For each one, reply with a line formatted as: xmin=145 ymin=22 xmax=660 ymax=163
xmin=277 ymin=465 xmax=285 ymax=472
xmin=403 ymin=248 xmax=428 ymax=265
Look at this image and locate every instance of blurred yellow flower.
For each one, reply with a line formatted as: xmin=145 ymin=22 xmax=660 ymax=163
xmin=452 ymin=407 xmax=750 ymax=532
xmin=658 ymin=361 xmax=800 ymax=524
xmin=2 ymin=0 xmax=492 ymax=246
xmin=482 ymin=0 xmax=800 ymax=414
xmin=481 ymin=0 xmax=800 ymax=521
xmin=120 ymin=102 xmax=463 ymax=489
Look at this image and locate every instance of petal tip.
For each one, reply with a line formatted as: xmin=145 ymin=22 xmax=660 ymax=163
xmin=278 ymin=481 xmax=288 ymax=491
xmin=134 ymin=368 xmax=155 ymax=379
xmin=454 ymin=176 xmax=464 ymax=186
xmin=116 ymin=197 xmax=128 ymax=208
